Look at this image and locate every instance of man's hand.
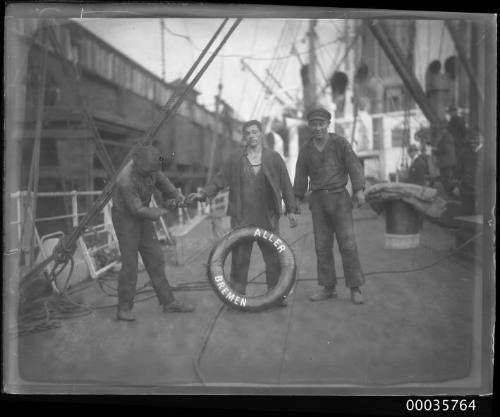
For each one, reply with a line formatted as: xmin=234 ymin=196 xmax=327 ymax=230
xmin=352 ymin=189 xmax=366 ymax=208
xmin=176 ymin=193 xmax=186 ymax=207
xmin=288 ymin=213 xmax=298 ymax=228
xmin=187 ymin=191 xmax=207 ymax=203
xmin=151 ymin=207 xmax=168 ymax=220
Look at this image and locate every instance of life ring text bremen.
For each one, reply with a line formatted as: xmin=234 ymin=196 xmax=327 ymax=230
xmin=206 ymin=226 xmax=297 ymax=312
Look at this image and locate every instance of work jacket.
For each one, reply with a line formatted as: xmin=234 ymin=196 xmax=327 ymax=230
xmin=112 ymin=160 xmax=180 ymax=220
xmin=203 ymin=147 xmax=299 ymax=224
xmin=293 ymin=133 xmax=365 ymax=198
xmin=408 ymin=155 xmax=429 ymax=186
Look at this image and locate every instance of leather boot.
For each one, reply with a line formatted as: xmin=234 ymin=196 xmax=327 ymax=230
xmin=116 ymin=308 xmax=136 ymax=321
xmin=350 ymin=287 xmax=365 ymax=304
xmin=163 ymin=299 xmax=195 ymax=313
xmin=309 ymin=286 xmax=338 ymax=302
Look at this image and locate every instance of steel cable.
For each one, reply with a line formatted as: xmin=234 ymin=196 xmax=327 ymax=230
xmin=20 ymin=18 xmax=242 ymax=286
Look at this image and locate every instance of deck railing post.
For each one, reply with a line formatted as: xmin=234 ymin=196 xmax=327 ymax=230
xmin=177 ymin=187 xmax=184 ymax=225
xmin=71 ymin=190 xmax=78 ymax=227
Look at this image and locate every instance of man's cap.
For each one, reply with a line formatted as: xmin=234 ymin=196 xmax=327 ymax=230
xmin=306 ymin=108 xmax=332 ymax=122
xmin=132 ymin=145 xmax=163 ymax=173
xmin=447 ymin=105 xmax=458 ymax=113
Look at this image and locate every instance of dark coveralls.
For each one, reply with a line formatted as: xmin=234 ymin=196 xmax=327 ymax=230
xmin=408 ymin=155 xmax=429 ymax=186
xmin=294 ymin=133 xmax=365 ymax=289
xmin=203 ymin=147 xmax=298 ymax=295
xmin=407 ymin=155 xmax=430 ymax=229
xmin=112 ymin=161 xmax=180 ymax=311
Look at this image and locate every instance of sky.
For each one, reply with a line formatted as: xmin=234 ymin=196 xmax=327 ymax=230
xmin=74 ymin=18 xmax=349 ymax=121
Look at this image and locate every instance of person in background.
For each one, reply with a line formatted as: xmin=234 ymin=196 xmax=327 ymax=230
xmin=293 ymin=108 xmax=366 ymax=305
xmin=433 ymin=123 xmax=457 ymax=196
xmin=188 ymin=120 xmax=298 ymax=306
xmin=112 ymin=145 xmax=195 ymax=321
xmin=407 ymin=143 xmax=430 ymax=186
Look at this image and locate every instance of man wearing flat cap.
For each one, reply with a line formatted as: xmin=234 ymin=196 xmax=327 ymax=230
xmin=112 ymin=145 xmax=195 ymax=321
xmin=294 ymin=107 xmax=366 ymax=304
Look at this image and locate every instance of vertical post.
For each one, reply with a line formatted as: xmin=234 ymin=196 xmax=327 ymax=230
xmin=196 ymin=186 xmax=202 ymax=216
xmin=4 ymin=11 xmax=30 ymax=391
xmin=24 ymin=27 xmax=48 ymax=266
xmin=206 ymin=82 xmax=223 ymax=184
xmin=308 ymin=19 xmax=318 ymax=109
xmin=160 ymin=19 xmax=166 ymax=81
xmin=177 ymin=187 xmax=184 ymax=225
xmin=71 ymin=190 xmax=78 ymax=227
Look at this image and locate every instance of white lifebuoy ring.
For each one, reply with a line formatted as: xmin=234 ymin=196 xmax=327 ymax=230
xmin=206 ymin=226 xmax=297 ymax=312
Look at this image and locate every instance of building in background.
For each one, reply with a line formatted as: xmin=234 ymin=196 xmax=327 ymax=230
xmin=10 ymin=18 xmax=242 ymax=236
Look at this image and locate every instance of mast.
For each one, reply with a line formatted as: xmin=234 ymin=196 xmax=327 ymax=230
xmin=160 ymin=19 xmax=166 ymax=81
xmin=206 ymin=81 xmax=223 ymax=184
xmin=307 ymin=19 xmax=318 ymax=110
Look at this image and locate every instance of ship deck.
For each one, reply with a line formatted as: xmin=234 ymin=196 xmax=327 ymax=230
xmin=16 ymin=205 xmax=483 ymax=394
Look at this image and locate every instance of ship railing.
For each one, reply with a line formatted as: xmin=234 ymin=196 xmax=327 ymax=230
xmin=10 ymin=190 xmax=185 ymax=279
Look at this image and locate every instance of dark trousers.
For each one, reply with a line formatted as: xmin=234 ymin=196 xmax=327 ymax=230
xmin=229 ymin=217 xmax=280 ymax=295
xmin=112 ymin=209 xmax=175 ymax=311
xmin=310 ymin=189 xmax=365 ymax=289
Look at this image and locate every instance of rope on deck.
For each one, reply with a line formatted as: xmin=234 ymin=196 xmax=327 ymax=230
xmin=191 ymin=230 xmax=483 ymax=384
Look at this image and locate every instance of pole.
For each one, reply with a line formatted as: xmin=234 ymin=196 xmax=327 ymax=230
xmin=26 ymin=27 xmax=49 ymax=266
xmin=160 ymin=19 xmax=166 ymax=81
xmin=308 ymin=19 xmax=318 ymax=109
xmin=206 ymin=82 xmax=223 ymax=184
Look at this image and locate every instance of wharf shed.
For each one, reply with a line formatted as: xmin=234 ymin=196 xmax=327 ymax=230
xmin=12 ymin=18 xmax=242 ymax=235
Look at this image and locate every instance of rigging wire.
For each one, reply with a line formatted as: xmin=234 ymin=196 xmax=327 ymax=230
xmin=163 ymin=19 xmax=339 ymax=62
xmin=255 ymin=21 xmax=293 ymax=120
xmin=21 ymin=18 xmax=240 ymax=286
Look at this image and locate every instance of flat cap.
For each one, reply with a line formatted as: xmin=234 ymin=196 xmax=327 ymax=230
xmin=306 ymin=107 xmax=331 ymax=122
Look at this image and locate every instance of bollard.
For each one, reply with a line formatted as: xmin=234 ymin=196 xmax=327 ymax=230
xmin=384 ymin=200 xmax=421 ymax=249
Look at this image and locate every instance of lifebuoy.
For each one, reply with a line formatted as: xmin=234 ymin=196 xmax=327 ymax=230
xmin=206 ymin=226 xmax=297 ymax=312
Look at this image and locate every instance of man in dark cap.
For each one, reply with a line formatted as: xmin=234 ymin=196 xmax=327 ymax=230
xmin=188 ymin=120 xmax=298 ymax=306
xmin=112 ymin=145 xmax=194 ymax=321
xmin=294 ymin=108 xmax=366 ymax=304
xmin=433 ymin=122 xmax=457 ymax=196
